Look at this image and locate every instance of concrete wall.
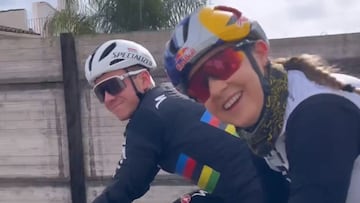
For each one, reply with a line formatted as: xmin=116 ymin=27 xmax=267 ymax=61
xmin=0 ymin=36 xmax=70 ymax=203
xmin=0 ymin=31 xmax=359 ymax=203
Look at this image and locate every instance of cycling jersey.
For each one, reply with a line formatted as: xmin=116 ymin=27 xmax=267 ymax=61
xmin=92 ymin=84 xmax=289 ymax=203
xmin=265 ymin=70 xmax=360 ymax=203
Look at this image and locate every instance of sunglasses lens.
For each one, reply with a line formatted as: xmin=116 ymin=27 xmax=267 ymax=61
xmin=188 ymin=48 xmax=243 ymax=103
xmin=94 ymin=87 xmax=105 ymax=102
xmin=188 ymin=71 xmax=209 ymax=103
xmin=203 ymin=48 xmax=243 ymax=79
xmin=93 ymin=77 xmax=126 ymax=102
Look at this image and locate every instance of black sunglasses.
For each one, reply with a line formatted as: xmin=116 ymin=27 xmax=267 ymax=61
xmin=93 ymin=69 xmax=146 ymax=102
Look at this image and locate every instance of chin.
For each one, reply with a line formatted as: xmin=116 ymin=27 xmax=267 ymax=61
xmin=112 ymin=111 xmax=128 ymax=121
xmin=117 ymin=115 xmax=130 ymax=121
xmin=229 ymin=119 xmax=244 ymax=128
xmin=228 ymin=107 xmax=260 ymax=127
xmin=223 ymin=115 xmax=249 ymax=128
xmin=217 ymin=114 xmax=239 ymax=127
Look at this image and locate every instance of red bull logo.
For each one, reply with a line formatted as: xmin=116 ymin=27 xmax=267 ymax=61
xmin=175 ymin=47 xmax=196 ymax=71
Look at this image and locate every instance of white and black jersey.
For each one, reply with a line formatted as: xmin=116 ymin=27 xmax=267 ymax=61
xmin=266 ymin=71 xmax=360 ymax=203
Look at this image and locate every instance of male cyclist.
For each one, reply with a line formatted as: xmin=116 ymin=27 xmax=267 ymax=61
xmin=85 ymin=39 xmax=288 ymax=203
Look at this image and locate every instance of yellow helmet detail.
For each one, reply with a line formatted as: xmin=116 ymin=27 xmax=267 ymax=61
xmin=198 ymin=7 xmax=251 ymax=42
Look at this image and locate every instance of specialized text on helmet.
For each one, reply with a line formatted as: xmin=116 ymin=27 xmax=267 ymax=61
xmin=112 ymin=52 xmax=153 ymax=66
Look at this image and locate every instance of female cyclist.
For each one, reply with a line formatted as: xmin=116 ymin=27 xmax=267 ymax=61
xmin=164 ymin=5 xmax=360 ymax=203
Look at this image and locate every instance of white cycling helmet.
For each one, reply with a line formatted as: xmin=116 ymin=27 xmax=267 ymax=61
xmin=85 ymin=39 xmax=157 ymax=86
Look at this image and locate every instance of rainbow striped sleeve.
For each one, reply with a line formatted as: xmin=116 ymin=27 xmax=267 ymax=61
xmin=200 ymin=110 xmax=239 ymax=137
xmin=197 ymin=165 xmax=220 ymax=193
xmin=175 ymin=153 xmax=220 ymax=193
xmin=175 ymin=153 xmax=196 ymax=179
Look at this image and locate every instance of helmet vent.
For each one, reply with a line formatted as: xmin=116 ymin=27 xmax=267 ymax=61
xmin=88 ymin=52 xmax=96 ymax=71
xmin=109 ymin=58 xmax=124 ymax=66
xmin=227 ymin=15 xmax=237 ymax=25
xmin=182 ymin=18 xmax=189 ymax=42
xmin=99 ymin=42 xmax=116 ymax=61
xmin=169 ymin=40 xmax=178 ymax=54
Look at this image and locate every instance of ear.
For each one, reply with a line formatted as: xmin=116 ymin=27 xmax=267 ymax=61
xmin=136 ymin=70 xmax=153 ymax=92
xmin=253 ymin=40 xmax=269 ymax=68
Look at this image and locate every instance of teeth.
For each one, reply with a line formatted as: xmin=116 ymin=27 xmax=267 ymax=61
xmin=223 ymin=93 xmax=241 ymax=110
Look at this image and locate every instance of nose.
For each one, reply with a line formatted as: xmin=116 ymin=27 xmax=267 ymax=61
xmin=208 ymin=78 xmax=227 ymax=98
xmin=103 ymin=91 xmax=116 ymax=103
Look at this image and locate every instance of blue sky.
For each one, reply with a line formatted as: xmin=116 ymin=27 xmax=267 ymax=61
xmin=0 ymin=0 xmax=359 ymax=39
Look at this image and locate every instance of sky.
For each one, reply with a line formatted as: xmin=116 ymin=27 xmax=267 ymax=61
xmin=0 ymin=0 xmax=359 ymax=39
xmin=211 ymin=0 xmax=360 ymax=38
xmin=0 ymin=0 xmax=57 ymax=19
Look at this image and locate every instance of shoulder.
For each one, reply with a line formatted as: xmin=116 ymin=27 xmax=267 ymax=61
xmin=285 ymin=93 xmax=360 ymax=156
xmin=284 ymin=71 xmax=360 ymax=120
xmin=130 ymin=86 xmax=205 ymax=130
xmin=287 ymin=93 xmax=360 ymax=131
xmin=140 ymin=85 xmax=205 ymax=118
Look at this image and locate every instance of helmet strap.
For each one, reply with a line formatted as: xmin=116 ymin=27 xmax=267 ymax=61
xmin=125 ymin=69 xmax=145 ymax=101
xmin=242 ymin=47 xmax=270 ymax=131
xmin=243 ymin=46 xmax=271 ymax=95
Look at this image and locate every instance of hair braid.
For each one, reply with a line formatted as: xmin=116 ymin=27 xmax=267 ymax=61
xmin=273 ymin=54 xmax=360 ymax=95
